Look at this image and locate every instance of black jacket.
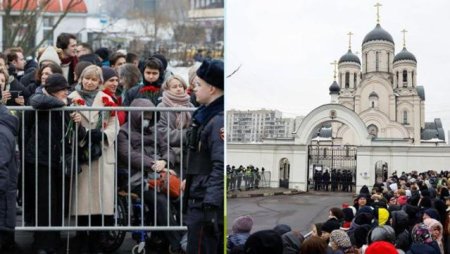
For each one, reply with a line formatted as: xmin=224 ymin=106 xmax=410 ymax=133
xmin=186 ymin=96 xmax=224 ymax=209
xmin=0 ymin=104 xmax=19 ymax=231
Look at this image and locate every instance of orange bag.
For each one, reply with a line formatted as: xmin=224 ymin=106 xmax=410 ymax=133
xmin=148 ymin=171 xmax=181 ymax=198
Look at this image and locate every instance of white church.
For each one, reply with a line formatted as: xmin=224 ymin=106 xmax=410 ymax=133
xmin=227 ymin=8 xmax=450 ymax=192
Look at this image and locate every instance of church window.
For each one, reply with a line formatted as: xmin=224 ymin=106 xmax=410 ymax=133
xmin=403 ymin=111 xmax=408 ymax=124
xmin=353 ymin=73 xmax=357 ymax=87
xmin=345 ymin=72 xmax=350 ymax=88
xmin=372 ymin=101 xmax=375 ymax=108
xmin=412 ymin=71 xmax=414 ymax=86
xmin=365 ymin=53 xmax=368 ymax=72
xmin=387 ymin=52 xmax=390 ymax=71
xmin=376 ymin=51 xmax=379 ymax=71
xmin=403 ymin=70 xmax=408 ymax=87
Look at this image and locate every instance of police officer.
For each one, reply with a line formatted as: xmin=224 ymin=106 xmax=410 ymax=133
xmin=323 ymin=169 xmax=330 ymax=191
xmin=336 ymin=169 xmax=342 ymax=191
xmin=230 ymin=165 xmax=236 ymax=191
xmin=331 ymin=169 xmax=337 ymax=192
xmin=226 ymin=165 xmax=232 ymax=191
xmin=184 ymin=59 xmax=224 ymax=254
xmin=254 ymin=167 xmax=260 ymax=189
xmin=236 ymin=165 xmax=243 ymax=191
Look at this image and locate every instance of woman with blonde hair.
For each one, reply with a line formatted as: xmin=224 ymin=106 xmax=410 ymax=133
xmin=68 ymin=65 xmax=119 ymax=253
xmin=156 ymin=74 xmax=194 ymax=174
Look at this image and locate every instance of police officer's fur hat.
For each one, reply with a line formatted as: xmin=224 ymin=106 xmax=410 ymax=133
xmin=196 ymin=60 xmax=224 ymax=90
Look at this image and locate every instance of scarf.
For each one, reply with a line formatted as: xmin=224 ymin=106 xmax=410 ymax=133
xmin=162 ymin=91 xmax=192 ymax=129
xmin=75 ymin=84 xmax=98 ymax=106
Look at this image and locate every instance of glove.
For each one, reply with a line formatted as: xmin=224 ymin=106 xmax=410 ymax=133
xmin=87 ymin=129 xmax=103 ymax=144
xmin=203 ymin=204 xmax=219 ymax=233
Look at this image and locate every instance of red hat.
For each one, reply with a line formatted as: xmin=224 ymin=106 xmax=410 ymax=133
xmin=365 ymin=241 xmax=397 ymax=254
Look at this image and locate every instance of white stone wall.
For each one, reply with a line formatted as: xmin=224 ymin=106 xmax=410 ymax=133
xmin=362 ymin=41 xmax=395 ymax=73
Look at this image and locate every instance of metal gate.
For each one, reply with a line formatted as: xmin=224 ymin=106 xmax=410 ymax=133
xmin=307 ymin=145 xmax=357 ymax=192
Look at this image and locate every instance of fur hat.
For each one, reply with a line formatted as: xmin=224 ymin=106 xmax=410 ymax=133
xmin=45 ymin=73 xmax=70 ymax=94
xmin=232 ymin=215 xmax=253 ymax=234
xmin=244 ymin=230 xmax=283 ymax=254
xmin=330 ymin=230 xmax=352 ymax=249
xmin=196 ymin=59 xmax=224 ymax=90
xmin=101 ymin=67 xmax=118 ymax=82
xmin=365 ymin=241 xmax=397 ymax=254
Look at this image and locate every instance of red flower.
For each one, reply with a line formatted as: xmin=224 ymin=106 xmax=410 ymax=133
xmin=73 ymin=98 xmax=86 ymax=106
xmin=139 ymin=85 xmax=160 ymax=94
xmin=102 ymin=96 xmax=117 ymax=117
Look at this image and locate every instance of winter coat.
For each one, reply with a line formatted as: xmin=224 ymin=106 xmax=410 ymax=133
xmin=68 ymin=90 xmax=119 ymax=215
xmin=227 ymin=232 xmax=250 ymax=254
xmin=0 ymin=105 xmax=19 ymax=231
xmin=281 ymin=231 xmax=303 ymax=254
xmin=185 ymin=96 xmax=223 ymax=207
xmin=24 ymin=92 xmax=68 ymax=167
xmin=407 ymin=242 xmax=440 ymax=254
xmin=156 ymin=100 xmax=194 ymax=164
xmin=391 ymin=210 xmax=411 ymax=252
xmin=117 ymin=98 xmax=174 ymax=189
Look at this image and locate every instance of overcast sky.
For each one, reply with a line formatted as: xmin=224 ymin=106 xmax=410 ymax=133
xmin=226 ymin=0 xmax=450 ymax=136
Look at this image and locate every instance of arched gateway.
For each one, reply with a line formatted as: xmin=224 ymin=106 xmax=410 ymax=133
xmin=294 ymin=104 xmax=372 ymax=192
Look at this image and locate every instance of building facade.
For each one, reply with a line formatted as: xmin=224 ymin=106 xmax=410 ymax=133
xmin=228 ymin=12 xmax=450 ymax=192
xmin=227 ymin=109 xmax=301 ymax=143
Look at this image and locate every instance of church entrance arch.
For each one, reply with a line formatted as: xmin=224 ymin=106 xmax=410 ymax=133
xmin=297 ymin=104 xmax=370 ymax=192
xmin=279 ymin=158 xmax=290 ymax=188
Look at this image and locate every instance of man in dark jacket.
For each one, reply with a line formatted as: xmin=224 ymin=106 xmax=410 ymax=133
xmin=185 ymin=59 xmax=224 ymax=254
xmin=0 ymin=104 xmax=18 ymax=252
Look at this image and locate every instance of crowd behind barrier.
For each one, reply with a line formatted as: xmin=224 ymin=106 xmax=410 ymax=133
xmin=1 ymin=38 xmax=224 ymax=254
xmin=229 ymin=170 xmax=450 ymax=254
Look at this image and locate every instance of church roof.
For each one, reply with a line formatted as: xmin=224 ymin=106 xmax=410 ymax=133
xmin=329 ymin=81 xmax=340 ymax=94
xmin=338 ymin=49 xmax=361 ymax=64
xmin=394 ymin=47 xmax=417 ymax=62
xmin=416 ymin=86 xmax=425 ymax=100
xmin=362 ymin=24 xmax=394 ymax=44
xmin=421 ymin=119 xmax=445 ymax=141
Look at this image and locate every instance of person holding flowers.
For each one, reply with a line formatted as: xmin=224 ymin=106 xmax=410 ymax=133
xmin=68 ymin=65 xmax=119 ymax=254
xmin=101 ymin=66 xmax=126 ymax=125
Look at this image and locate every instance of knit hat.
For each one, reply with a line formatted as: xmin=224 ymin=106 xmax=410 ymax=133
xmin=342 ymin=208 xmax=355 ymax=222
xmin=321 ymin=220 xmax=340 ymax=233
xmin=330 ymin=230 xmax=352 ymax=249
xmin=273 ymin=224 xmax=291 ymax=236
xmin=365 ymin=241 xmax=397 ymax=254
xmin=354 ymin=212 xmax=373 ymax=225
xmin=232 ymin=215 xmax=253 ymax=234
xmin=95 ymin=47 xmax=109 ymax=61
xmin=423 ymin=208 xmax=440 ymax=221
xmin=196 ymin=59 xmax=224 ymax=90
xmin=412 ymin=223 xmax=433 ymax=244
xmin=39 ymin=46 xmax=61 ymax=66
xmin=45 ymin=73 xmax=70 ymax=94
xmin=101 ymin=67 xmax=118 ymax=82
xmin=244 ymin=230 xmax=283 ymax=254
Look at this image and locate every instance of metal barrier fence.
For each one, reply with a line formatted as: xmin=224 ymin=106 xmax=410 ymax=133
xmin=7 ymin=105 xmax=194 ymax=236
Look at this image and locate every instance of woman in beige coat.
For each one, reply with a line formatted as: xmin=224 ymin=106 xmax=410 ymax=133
xmin=68 ymin=65 xmax=119 ymax=253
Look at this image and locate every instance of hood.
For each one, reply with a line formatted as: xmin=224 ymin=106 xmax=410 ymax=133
xmin=408 ymin=242 xmax=440 ymax=254
xmin=128 ymin=98 xmax=155 ymax=131
xmin=0 ymin=104 xmax=19 ymax=136
xmin=391 ymin=210 xmax=409 ymax=234
xmin=39 ymin=46 xmax=62 ymax=66
xmin=281 ymin=231 xmax=303 ymax=254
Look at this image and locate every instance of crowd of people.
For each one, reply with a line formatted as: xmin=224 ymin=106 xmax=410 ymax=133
xmin=229 ymin=170 xmax=450 ymax=254
xmin=0 ymin=32 xmax=224 ymax=254
xmin=226 ymin=165 xmax=266 ymax=191
xmin=312 ymin=169 xmax=355 ymax=192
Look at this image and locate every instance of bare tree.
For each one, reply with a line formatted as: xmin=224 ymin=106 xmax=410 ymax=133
xmin=2 ymin=0 xmax=84 ymax=55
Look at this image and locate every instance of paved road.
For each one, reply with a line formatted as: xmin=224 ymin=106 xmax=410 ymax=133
xmin=227 ymin=191 xmax=354 ymax=235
